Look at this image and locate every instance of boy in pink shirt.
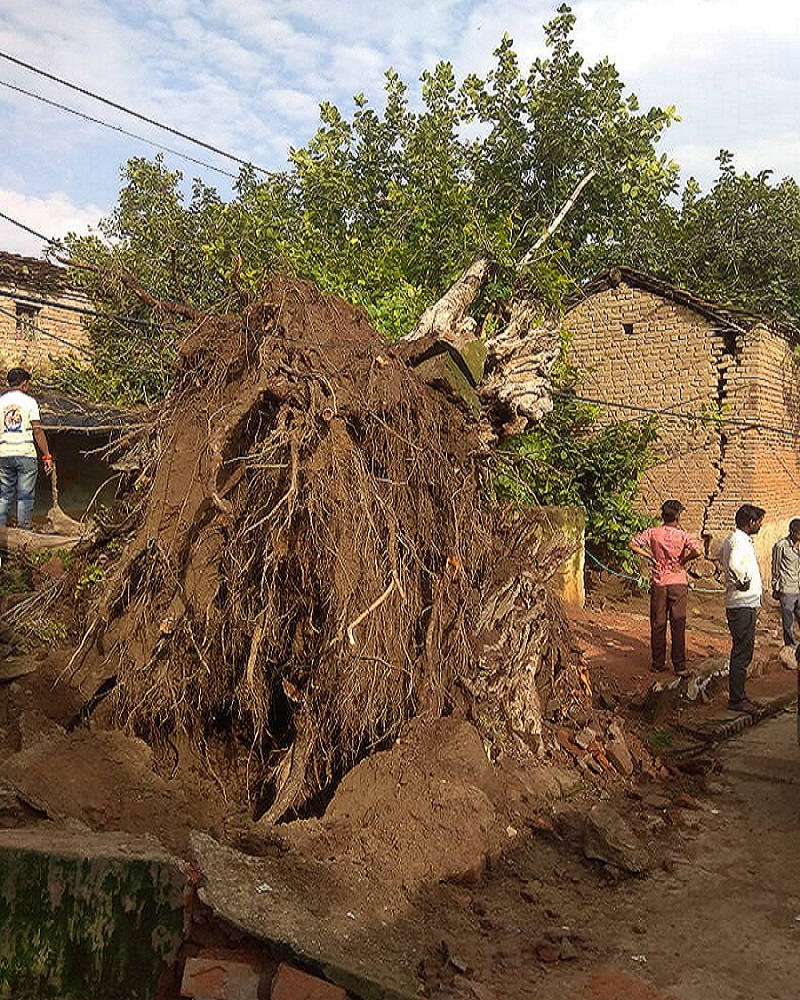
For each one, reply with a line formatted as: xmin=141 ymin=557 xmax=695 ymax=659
xmin=630 ymin=500 xmax=703 ymax=674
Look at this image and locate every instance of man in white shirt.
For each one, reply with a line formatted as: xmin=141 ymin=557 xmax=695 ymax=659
xmin=770 ymin=519 xmax=800 ymax=647
xmin=719 ymin=503 xmax=765 ymax=715
xmin=0 ymin=367 xmax=53 ymax=529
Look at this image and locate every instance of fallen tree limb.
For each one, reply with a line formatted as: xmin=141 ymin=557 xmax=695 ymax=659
xmin=404 ymin=258 xmax=491 ymax=342
xmin=517 ymin=169 xmax=597 ymax=269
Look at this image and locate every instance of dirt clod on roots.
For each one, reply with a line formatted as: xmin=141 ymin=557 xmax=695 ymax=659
xmin=71 ymin=277 xmax=579 ymax=821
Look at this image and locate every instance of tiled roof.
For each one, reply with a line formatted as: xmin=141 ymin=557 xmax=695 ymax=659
xmin=0 ymin=251 xmax=71 ymax=296
xmin=34 ymin=388 xmax=141 ymax=433
xmin=569 ymin=266 xmax=799 ymax=339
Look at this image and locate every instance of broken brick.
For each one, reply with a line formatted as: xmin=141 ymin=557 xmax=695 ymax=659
xmin=181 ymin=955 xmax=262 ymax=1000
xmin=270 ymin=962 xmax=347 ymax=1000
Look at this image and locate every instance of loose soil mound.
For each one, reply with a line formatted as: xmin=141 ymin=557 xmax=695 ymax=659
xmin=67 ymin=277 xmax=579 ymax=821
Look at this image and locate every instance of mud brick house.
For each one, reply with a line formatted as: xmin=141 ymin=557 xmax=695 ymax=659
xmin=0 ymin=251 xmax=135 ymax=521
xmin=0 ymin=251 xmax=89 ymax=374
xmin=564 ymin=266 xmax=800 ymax=571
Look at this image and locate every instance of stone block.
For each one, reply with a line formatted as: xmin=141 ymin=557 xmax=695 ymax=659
xmin=0 ymin=828 xmax=185 ymax=1000
xmin=413 ymin=352 xmax=481 ymax=415
xmin=583 ymin=803 xmax=648 ymax=874
xmin=270 ymin=962 xmax=347 ymax=1000
xmin=449 ymin=338 xmax=487 ymax=386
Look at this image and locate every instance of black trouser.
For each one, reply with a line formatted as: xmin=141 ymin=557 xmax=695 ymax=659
xmin=779 ymin=592 xmax=800 ymax=646
xmin=726 ymin=606 xmax=757 ymax=702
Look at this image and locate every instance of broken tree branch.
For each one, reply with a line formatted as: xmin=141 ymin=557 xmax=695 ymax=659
xmin=517 ymin=169 xmax=597 ymax=269
xmin=404 ymin=258 xmax=491 ymax=342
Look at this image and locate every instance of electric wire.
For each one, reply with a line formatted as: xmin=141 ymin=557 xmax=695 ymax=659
xmin=0 ymin=228 xmax=799 ymax=441
xmin=553 ymin=390 xmax=800 ymax=441
xmin=0 ymin=302 xmax=175 ymax=382
xmin=5 ymin=288 xmax=165 ymax=329
xmin=0 ymin=50 xmax=269 ymax=175
xmin=0 ymin=78 xmax=237 ymax=180
xmin=0 ymin=210 xmax=62 ymax=250
xmin=2 ymin=178 xmax=800 ymax=443
xmin=0 ymin=300 xmax=92 ymax=358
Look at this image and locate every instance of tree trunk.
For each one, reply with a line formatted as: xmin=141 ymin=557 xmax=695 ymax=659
xmin=0 ymin=527 xmax=85 ymax=551
xmin=405 ymin=258 xmax=491 ymax=343
xmin=479 ymin=301 xmax=560 ymax=437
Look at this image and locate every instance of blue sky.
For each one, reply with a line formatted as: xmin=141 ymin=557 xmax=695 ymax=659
xmin=0 ymin=0 xmax=798 ymax=257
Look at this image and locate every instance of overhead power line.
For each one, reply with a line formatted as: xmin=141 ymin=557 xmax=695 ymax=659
xmin=0 ymin=211 xmax=174 ymax=332
xmin=0 ymin=302 xmax=176 ymax=385
xmin=0 ymin=79 xmax=237 ymax=180
xmin=6 ymin=291 xmax=162 ymax=329
xmin=555 ymin=390 xmax=800 ymax=440
xmin=0 ymin=301 xmax=93 ymax=359
xmin=0 ymin=210 xmax=61 ymax=250
xmin=0 ymin=49 xmax=269 ymax=175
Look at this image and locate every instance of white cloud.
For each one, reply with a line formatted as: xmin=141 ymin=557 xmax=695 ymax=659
xmin=0 ymin=189 xmax=103 ymax=258
xmin=566 ymin=0 xmax=800 ymax=187
xmin=0 ymin=0 xmax=798 ymax=241
xmin=573 ymin=0 xmax=800 ymax=73
xmin=447 ymin=0 xmax=800 ymax=190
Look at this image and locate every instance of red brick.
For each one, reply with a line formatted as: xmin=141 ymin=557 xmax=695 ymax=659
xmin=181 ymin=955 xmax=262 ymax=1000
xmin=270 ymin=962 xmax=347 ymax=1000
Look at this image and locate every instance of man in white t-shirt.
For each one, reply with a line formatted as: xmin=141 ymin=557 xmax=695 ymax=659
xmin=0 ymin=367 xmax=53 ymax=529
xmin=719 ymin=503 xmax=765 ymax=715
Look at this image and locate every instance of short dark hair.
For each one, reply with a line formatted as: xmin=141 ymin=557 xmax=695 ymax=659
xmin=6 ymin=367 xmax=31 ymax=387
xmin=661 ymin=499 xmax=684 ymax=523
xmin=790 ymin=519 xmax=800 ymax=534
xmin=735 ymin=504 xmax=766 ymax=530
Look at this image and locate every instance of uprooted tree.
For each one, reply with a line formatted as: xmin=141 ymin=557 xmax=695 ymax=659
xmin=67 ymin=276 xmax=581 ymax=821
xmin=51 ymin=6 xmax=680 ymax=818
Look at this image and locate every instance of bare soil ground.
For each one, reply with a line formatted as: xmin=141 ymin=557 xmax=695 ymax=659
xmin=0 ymin=576 xmax=797 ymax=999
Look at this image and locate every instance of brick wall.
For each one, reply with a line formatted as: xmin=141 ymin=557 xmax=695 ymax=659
xmin=564 ymin=281 xmax=800 ymax=573
xmin=744 ymin=323 xmax=800 ymax=564
xmin=0 ymin=287 xmax=89 ymax=376
xmin=565 ymin=281 xmax=723 ymax=541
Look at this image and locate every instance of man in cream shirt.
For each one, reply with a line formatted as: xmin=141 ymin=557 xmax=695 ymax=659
xmin=719 ymin=503 xmax=765 ymax=715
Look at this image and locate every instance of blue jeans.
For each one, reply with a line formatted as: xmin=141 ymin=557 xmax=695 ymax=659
xmin=779 ymin=592 xmax=800 ymax=646
xmin=0 ymin=455 xmax=38 ymax=528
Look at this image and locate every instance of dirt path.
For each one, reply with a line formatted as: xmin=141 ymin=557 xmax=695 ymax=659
xmin=538 ymin=709 xmax=800 ymax=1000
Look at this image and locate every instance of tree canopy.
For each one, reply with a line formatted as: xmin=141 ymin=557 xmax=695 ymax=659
xmin=649 ymin=152 xmax=800 ymax=324
xmin=57 ymin=3 xmax=683 ymax=406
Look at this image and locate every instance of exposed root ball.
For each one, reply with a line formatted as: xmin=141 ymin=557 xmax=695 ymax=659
xmin=75 ymin=277 xmax=574 ymax=819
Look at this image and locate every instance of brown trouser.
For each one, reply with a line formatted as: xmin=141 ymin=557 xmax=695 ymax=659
xmin=649 ymin=584 xmax=688 ymax=672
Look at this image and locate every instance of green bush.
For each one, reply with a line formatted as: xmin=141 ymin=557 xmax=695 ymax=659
xmin=0 ymin=556 xmax=33 ymax=596
xmin=74 ymin=563 xmax=106 ymax=600
xmin=492 ymin=362 xmax=658 ymax=576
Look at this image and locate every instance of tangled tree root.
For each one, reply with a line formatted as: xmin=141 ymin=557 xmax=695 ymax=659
xmin=70 ymin=277 xmax=579 ymax=821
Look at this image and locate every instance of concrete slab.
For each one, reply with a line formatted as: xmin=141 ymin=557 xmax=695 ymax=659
xmin=191 ymin=832 xmax=419 ymax=1000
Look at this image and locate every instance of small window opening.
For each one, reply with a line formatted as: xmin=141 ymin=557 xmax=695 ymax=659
xmin=622 ymin=322 xmax=634 ymax=336
xmin=15 ymin=303 xmax=40 ymax=341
